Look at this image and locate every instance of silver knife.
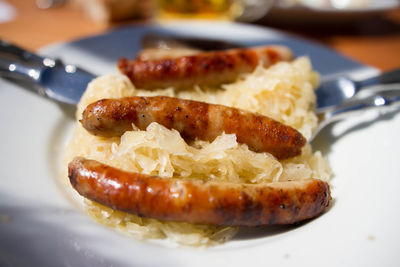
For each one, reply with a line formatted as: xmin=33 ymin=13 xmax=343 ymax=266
xmin=1 ymin=39 xmax=399 ymax=111
xmin=0 ymin=39 xmax=95 ymax=105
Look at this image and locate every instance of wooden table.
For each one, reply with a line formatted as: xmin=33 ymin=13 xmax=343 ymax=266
xmin=1 ymin=0 xmax=400 ymax=71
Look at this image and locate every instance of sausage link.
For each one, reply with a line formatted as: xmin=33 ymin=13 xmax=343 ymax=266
xmin=68 ymin=157 xmax=331 ymax=226
xmin=81 ymin=96 xmax=306 ymax=159
xmin=118 ymin=45 xmax=293 ymax=90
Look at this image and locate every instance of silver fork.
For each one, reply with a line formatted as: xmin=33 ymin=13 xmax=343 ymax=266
xmin=316 ymin=68 xmax=400 ymax=111
xmin=310 ymin=84 xmax=400 ymax=142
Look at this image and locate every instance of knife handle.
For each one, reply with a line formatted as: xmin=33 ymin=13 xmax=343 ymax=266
xmin=0 ymin=39 xmax=48 ymax=82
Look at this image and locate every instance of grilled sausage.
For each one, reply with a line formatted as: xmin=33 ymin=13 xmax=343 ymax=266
xmin=81 ymin=96 xmax=306 ymax=159
xmin=68 ymin=157 xmax=331 ymax=226
xmin=118 ymin=45 xmax=293 ymax=90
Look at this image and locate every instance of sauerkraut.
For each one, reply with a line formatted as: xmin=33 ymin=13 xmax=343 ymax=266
xmin=64 ymin=57 xmax=332 ymax=246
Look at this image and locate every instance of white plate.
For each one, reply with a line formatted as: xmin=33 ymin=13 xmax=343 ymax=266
xmin=1 ymin=21 xmax=399 ymax=267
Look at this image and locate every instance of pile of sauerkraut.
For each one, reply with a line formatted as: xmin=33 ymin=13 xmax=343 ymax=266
xmin=64 ymin=57 xmax=332 ymax=246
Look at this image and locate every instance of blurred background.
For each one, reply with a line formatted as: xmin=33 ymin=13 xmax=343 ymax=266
xmin=0 ymin=0 xmax=399 ymax=70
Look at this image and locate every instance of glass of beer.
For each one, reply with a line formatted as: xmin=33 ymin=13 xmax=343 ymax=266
xmin=156 ymin=0 xmax=275 ymax=22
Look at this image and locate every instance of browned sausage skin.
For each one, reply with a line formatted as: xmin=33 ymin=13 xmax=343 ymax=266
xmin=118 ymin=45 xmax=293 ymax=90
xmin=80 ymin=96 xmax=306 ymax=159
xmin=69 ymin=157 xmax=330 ymax=226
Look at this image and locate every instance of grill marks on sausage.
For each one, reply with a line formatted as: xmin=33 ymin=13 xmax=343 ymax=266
xmin=68 ymin=157 xmax=331 ymax=226
xmin=80 ymin=96 xmax=306 ymax=159
xmin=118 ymin=45 xmax=293 ymax=90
